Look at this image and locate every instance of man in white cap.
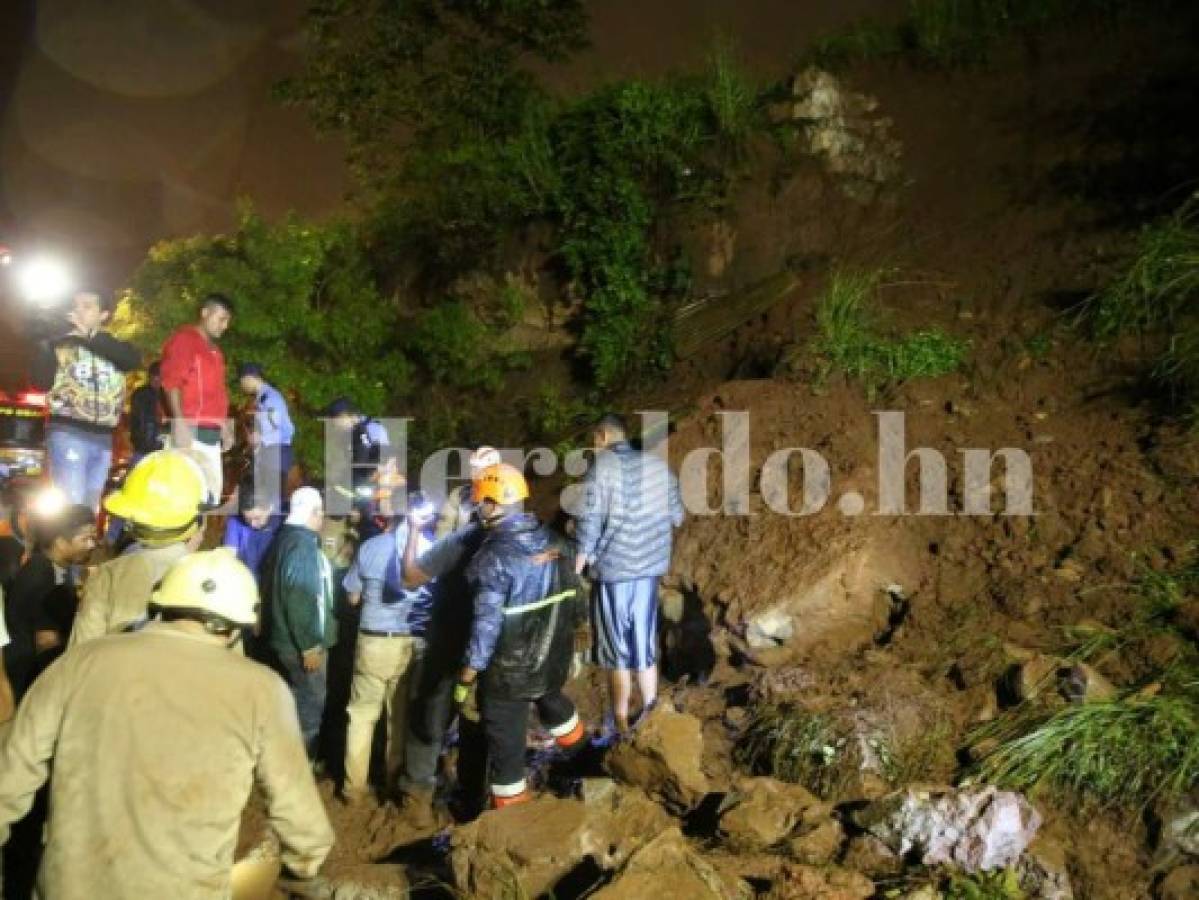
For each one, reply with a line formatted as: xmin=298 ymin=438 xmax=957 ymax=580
xmin=263 ymin=486 xmax=337 ymax=763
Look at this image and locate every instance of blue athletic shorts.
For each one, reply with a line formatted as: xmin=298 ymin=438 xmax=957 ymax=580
xmin=591 ymin=577 xmax=659 ymax=670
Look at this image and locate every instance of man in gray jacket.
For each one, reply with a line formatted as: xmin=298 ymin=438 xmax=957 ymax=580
xmin=574 ymin=414 xmax=684 ymax=735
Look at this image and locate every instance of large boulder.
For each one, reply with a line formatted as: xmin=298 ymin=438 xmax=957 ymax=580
xmin=450 ymin=788 xmax=670 ymax=899
xmin=605 ymin=705 xmax=710 ymax=811
xmin=785 ymin=67 xmax=903 ymax=198
xmin=717 ymin=776 xmax=830 ymax=851
xmin=787 ymin=818 xmax=847 ymax=865
xmin=328 ymin=865 xmax=409 ymax=899
xmin=853 ymin=786 xmax=1042 ymax=872
xmin=590 ymin=828 xmax=752 ymax=900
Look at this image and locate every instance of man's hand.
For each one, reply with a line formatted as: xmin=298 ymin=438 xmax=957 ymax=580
xmin=454 ymin=667 xmax=477 ymax=707
xmin=65 ymin=308 xmax=93 ymax=339
xmin=574 ymin=555 xmax=588 ymax=577
xmin=171 ymin=418 xmax=194 ymax=450
xmin=301 ymin=647 xmax=323 ymax=673
xmin=220 ymin=420 xmax=234 ymax=452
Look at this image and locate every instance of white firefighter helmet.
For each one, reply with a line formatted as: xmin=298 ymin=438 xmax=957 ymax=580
xmin=151 ymin=548 xmax=260 ymax=627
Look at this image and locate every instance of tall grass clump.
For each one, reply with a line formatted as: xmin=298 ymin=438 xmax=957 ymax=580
xmin=812 ymin=268 xmax=968 ymax=390
xmin=1081 ymin=198 xmax=1199 ymax=340
xmin=735 ymin=704 xmax=861 ymax=799
xmin=974 ymin=688 xmax=1199 ymax=810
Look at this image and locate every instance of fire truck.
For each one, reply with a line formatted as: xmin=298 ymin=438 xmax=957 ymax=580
xmin=0 ymin=388 xmax=47 ymax=484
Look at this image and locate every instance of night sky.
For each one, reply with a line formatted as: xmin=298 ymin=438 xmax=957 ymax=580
xmin=0 ymin=0 xmax=898 ymax=306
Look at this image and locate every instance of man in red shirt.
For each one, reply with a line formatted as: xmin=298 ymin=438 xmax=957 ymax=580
xmin=159 ymin=294 xmax=233 ymax=506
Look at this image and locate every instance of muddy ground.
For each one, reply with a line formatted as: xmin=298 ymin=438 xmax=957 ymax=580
xmin=236 ymin=8 xmax=1199 ymax=900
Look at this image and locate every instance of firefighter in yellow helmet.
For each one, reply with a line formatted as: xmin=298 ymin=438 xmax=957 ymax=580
xmin=69 ymin=450 xmax=207 ymax=646
xmin=0 ymin=549 xmax=334 ymax=899
xmin=456 ymin=463 xmax=587 ymax=808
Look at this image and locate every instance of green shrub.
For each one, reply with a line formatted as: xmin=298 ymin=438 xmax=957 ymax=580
xmin=811 ymin=268 xmax=968 ymax=390
xmin=408 ymin=301 xmax=502 ymax=390
xmin=804 ymin=0 xmax=1171 ymax=71
xmin=1080 ymin=199 xmax=1199 ymax=340
xmin=116 ymin=204 xmax=408 ymax=474
xmin=974 ymin=688 xmax=1199 ymax=810
xmin=736 ymin=704 xmax=862 ymax=799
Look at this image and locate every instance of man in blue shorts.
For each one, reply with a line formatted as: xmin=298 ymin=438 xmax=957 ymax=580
xmin=575 ymin=414 xmax=684 ymax=736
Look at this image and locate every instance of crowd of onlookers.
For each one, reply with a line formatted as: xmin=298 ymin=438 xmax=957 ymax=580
xmin=0 ymin=286 xmax=688 ymax=898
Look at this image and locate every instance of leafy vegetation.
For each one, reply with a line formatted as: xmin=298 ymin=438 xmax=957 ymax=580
xmin=973 ymin=558 xmax=1199 ymax=811
xmin=974 ymin=688 xmax=1199 ymax=810
xmin=807 ymin=0 xmax=1175 ymax=70
xmin=283 ymin=0 xmax=763 ymax=390
xmin=885 ymin=867 xmax=1026 ymax=900
xmin=276 ymin=0 xmax=588 ymax=179
xmin=1081 ymin=199 xmax=1199 ymax=339
xmin=115 ymin=205 xmax=409 ymax=472
xmin=736 ymin=704 xmax=862 ymax=799
xmin=1075 ymin=196 xmax=1199 ymax=415
xmin=811 ymin=268 xmax=968 ymax=392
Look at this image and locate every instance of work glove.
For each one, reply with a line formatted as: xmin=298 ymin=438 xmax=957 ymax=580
xmin=454 ymin=680 xmax=481 ymax=723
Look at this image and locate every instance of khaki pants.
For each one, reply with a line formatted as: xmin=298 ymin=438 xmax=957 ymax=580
xmin=343 ymin=633 xmax=422 ymax=798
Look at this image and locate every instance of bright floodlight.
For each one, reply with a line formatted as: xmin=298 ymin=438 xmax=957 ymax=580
xmin=16 ymin=255 xmax=72 ymax=307
xmin=30 ymin=485 xmax=68 ymax=520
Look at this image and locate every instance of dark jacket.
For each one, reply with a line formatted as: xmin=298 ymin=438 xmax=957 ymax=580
xmin=2 ymin=551 xmax=76 ymax=700
xmin=465 ymin=514 xmax=582 ymax=701
xmin=33 ymin=331 xmax=140 ymax=434
xmin=263 ymin=525 xmax=338 ymax=658
xmin=223 ymin=515 xmax=281 ymax=577
xmin=128 ymin=383 xmax=164 ymax=455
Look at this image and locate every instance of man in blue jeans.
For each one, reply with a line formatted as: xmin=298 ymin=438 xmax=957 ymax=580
xmin=33 ymin=290 xmax=140 ymax=510
xmin=263 ymin=487 xmax=337 ymax=765
xmin=574 ymin=414 xmax=684 ymax=736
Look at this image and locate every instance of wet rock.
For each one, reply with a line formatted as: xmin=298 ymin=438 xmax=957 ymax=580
xmin=450 ymin=798 xmax=587 ymax=899
xmin=1159 ymin=865 xmax=1199 ymax=900
xmin=605 ymin=705 xmax=710 ymax=811
xmin=853 ymin=785 xmax=1042 ymax=872
xmin=580 ymin=782 xmax=674 ymax=868
xmin=1155 ymin=791 xmax=1199 ymax=868
xmin=787 ymin=67 xmax=903 ymax=197
xmin=762 ymin=862 xmax=874 ymax=900
xmin=328 ymin=865 xmax=409 ymax=899
xmin=717 ymin=776 xmax=829 ymax=851
xmin=1009 ymin=654 xmax=1116 ymax=705
xmin=787 ymin=818 xmax=846 ymax=865
xmin=1018 ymin=836 xmax=1074 ymax=899
xmin=449 ymin=787 xmax=669 ymax=899
xmin=590 ymin=828 xmax=752 ymax=900
xmin=841 ymin=834 xmax=903 ymax=879
xmin=746 ymin=608 xmax=795 ymax=648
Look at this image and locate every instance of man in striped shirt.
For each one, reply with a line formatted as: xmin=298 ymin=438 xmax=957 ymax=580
xmin=575 ymin=414 xmax=684 ymax=735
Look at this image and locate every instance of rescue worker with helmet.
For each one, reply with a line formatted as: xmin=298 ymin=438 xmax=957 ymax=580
xmin=0 ymin=549 xmax=334 ymax=899
xmin=456 ymin=463 xmax=587 ymax=808
xmin=69 ymin=449 xmax=207 ymax=646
